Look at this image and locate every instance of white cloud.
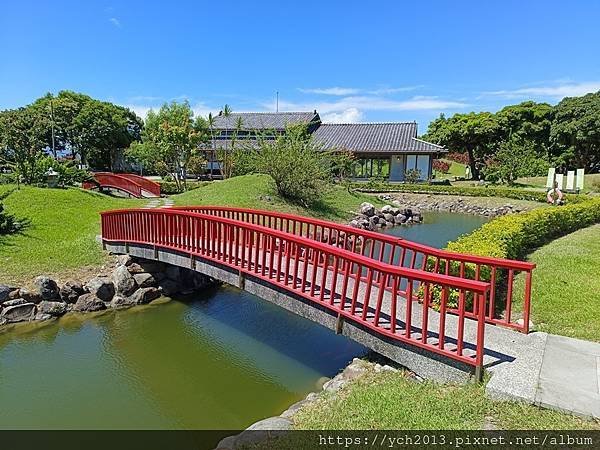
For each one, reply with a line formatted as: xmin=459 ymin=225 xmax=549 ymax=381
xmin=298 ymin=87 xmax=360 ymax=96
xmin=321 ymin=108 xmax=364 ymax=123
xmin=484 ymin=81 xmax=600 ymax=99
xmin=367 ymin=86 xmax=424 ymax=95
xmin=109 ymin=17 xmax=121 ymax=27
xmin=266 ymin=95 xmax=468 ymax=115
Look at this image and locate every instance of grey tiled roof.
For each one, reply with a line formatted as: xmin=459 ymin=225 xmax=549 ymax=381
xmin=312 ymin=123 xmax=446 ymax=154
xmin=212 ymin=111 xmax=320 ymax=130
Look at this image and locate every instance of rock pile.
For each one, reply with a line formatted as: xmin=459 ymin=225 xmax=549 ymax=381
xmin=0 ymin=256 xmax=215 ymax=326
xmin=349 ymin=202 xmax=423 ymax=231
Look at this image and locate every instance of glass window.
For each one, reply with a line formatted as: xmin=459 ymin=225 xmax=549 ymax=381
xmin=416 ymin=155 xmax=430 ymax=180
xmin=406 ymin=155 xmax=417 ymax=171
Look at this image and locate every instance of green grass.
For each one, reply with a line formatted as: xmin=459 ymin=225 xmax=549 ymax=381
xmin=514 ymin=224 xmax=600 ymax=341
xmin=246 ymin=370 xmax=598 ymax=448
xmin=517 ymin=173 xmax=600 ymax=193
xmin=172 ymin=174 xmax=383 ymax=222
xmin=434 ymin=158 xmax=467 ymax=180
xmin=291 ymin=371 xmax=598 ymax=430
xmin=0 ymin=176 xmax=381 ymax=285
xmin=0 ymin=186 xmax=144 ymax=285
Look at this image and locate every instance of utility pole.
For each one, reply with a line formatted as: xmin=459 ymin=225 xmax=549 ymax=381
xmin=49 ymin=94 xmax=56 ymax=159
xmin=276 ymin=91 xmax=279 ymax=113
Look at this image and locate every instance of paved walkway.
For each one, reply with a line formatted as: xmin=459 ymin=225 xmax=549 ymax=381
xmin=143 ymin=198 xmax=174 ymax=209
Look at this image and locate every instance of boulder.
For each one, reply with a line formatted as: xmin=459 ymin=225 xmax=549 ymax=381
xmin=1 ymin=302 xmax=36 ymax=323
xmin=73 ymin=294 xmax=107 ymax=313
xmin=37 ymin=301 xmax=68 ymax=317
xmin=0 ymin=285 xmax=11 ymax=303
xmin=8 ymin=289 xmax=21 ymax=300
xmin=112 ymin=266 xmax=137 ymax=296
xmin=381 ymin=204 xmax=393 ymax=213
xmin=133 ymin=273 xmax=157 ymax=288
xmin=394 ymin=214 xmax=407 ymax=224
xmin=86 ymin=277 xmax=115 ymax=302
xmin=126 ymin=263 xmax=145 ymax=274
xmin=60 ymin=280 xmax=85 ymax=304
xmin=19 ymin=289 xmax=42 ymax=304
xmin=116 ymin=254 xmax=133 ymax=267
xmin=128 ymin=287 xmax=160 ymax=305
xmin=110 ymin=295 xmax=136 ymax=309
xmin=2 ymin=298 xmax=28 ymax=307
xmin=34 ymin=276 xmax=60 ymax=301
xmin=359 ymin=202 xmax=375 ymax=217
xmin=383 ymin=213 xmax=395 ymax=223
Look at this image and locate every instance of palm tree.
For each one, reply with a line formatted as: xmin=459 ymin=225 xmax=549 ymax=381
xmin=219 ymin=104 xmax=232 ymax=178
xmin=207 ymin=112 xmax=216 ymax=180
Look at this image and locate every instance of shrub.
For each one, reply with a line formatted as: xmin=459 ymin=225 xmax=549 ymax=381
xmin=0 ymin=189 xmax=22 ymax=234
xmin=446 ymin=152 xmax=469 ymax=165
xmin=432 ymin=159 xmax=451 ymax=174
xmin=255 ymin=124 xmax=332 ymax=206
xmin=158 ymin=180 xmax=206 ymax=195
xmin=404 ymin=168 xmax=422 ymax=184
xmin=351 ymin=181 xmax=587 ymax=204
xmin=447 ymin=197 xmax=600 ymax=260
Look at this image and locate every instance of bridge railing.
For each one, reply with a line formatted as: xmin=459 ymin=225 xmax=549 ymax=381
xmin=117 ymin=174 xmax=161 ymax=197
xmin=173 ymin=206 xmax=535 ymax=333
xmin=101 ymin=208 xmax=491 ymax=371
xmin=83 ymin=173 xmax=143 ymax=198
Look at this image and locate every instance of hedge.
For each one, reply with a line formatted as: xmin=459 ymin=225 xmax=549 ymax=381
xmin=446 ymin=197 xmax=600 ymax=260
xmin=158 ymin=180 xmax=206 ymax=195
xmin=352 ymin=181 xmax=587 ymax=204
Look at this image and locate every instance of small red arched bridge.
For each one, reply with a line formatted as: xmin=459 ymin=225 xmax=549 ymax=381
xmin=101 ymin=206 xmax=535 ymax=380
xmin=83 ymin=172 xmax=161 ymax=198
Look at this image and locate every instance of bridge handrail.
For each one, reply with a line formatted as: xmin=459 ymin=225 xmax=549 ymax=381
xmin=101 ymin=208 xmax=490 ymax=293
xmin=85 ymin=173 xmax=143 ymax=198
xmin=173 ymin=206 xmax=534 ymax=333
xmin=101 ymin=207 xmax=491 ymax=370
xmin=117 ymin=173 xmax=161 ymax=197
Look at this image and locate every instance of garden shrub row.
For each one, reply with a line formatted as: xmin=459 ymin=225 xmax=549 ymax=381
xmin=446 ymin=197 xmax=600 ymax=260
xmin=352 ymin=181 xmax=587 ymax=204
xmin=158 ymin=180 xmax=206 ymax=195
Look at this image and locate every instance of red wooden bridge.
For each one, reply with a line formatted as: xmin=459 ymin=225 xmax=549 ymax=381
xmin=101 ymin=206 xmax=535 ymax=379
xmin=83 ymin=172 xmax=161 ymax=198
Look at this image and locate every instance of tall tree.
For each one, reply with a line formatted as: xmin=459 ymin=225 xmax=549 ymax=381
xmin=424 ymin=112 xmax=501 ymax=179
xmin=141 ymin=101 xmax=208 ymax=190
xmin=496 ymin=101 xmax=554 ymax=158
xmin=550 ymin=91 xmax=600 ymax=172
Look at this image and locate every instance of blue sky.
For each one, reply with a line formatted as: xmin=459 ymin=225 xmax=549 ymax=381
xmin=2 ymin=0 xmax=600 ymax=129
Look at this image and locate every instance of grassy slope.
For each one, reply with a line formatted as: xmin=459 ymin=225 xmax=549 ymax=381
xmin=434 ymin=158 xmax=467 ymax=180
xmin=514 ymin=224 xmax=600 ymax=341
xmin=517 ymin=173 xmax=600 ymax=193
xmin=0 ymin=186 xmax=143 ymax=285
xmin=291 ymin=371 xmax=598 ymax=430
xmin=172 ymin=174 xmax=383 ymax=222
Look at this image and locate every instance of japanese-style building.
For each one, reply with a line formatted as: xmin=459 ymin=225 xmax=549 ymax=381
xmin=208 ymin=110 xmax=446 ymax=181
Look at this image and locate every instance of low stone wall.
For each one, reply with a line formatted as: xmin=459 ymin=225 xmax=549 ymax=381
xmin=377 ymin=193 xmax=528 ymax=217
xmin=349 ymin=202 xmax=423 ymax=231
xmin=216 ymin=359 xmax=402 ymax=449
xmin=0 ymin=256 xmax=216 ymax=327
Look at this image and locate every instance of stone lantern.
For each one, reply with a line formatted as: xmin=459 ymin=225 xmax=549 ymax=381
xmin=46 ymin=167 xmax=59 ymax=188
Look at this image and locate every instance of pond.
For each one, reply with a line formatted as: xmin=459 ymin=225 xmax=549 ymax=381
xmin=0 ymin=212 xmax=488 ymax=430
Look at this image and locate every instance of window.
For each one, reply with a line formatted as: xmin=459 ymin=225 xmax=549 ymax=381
xmin=405 ymin=154 xmax=430 ymax=180
xmin=352 ymin=158 xmax=390 ymax=179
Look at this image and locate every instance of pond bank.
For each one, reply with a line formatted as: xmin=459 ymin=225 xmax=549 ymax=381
xmin=373 ymin=192 xmax=541 ymax=217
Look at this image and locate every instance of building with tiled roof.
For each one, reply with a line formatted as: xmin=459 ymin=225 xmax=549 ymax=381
xmin=207 ymin=111 xmax=446 ymax=181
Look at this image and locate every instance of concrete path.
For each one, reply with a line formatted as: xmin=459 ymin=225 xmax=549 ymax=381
xmin=144 ymin=198 xmax=174 ymax=209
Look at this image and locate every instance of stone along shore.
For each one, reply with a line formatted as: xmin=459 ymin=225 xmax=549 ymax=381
xmin=0 ymin=255 xmax=216 ymax=327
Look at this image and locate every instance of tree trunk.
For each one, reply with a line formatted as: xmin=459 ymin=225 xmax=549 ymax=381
xmin=467 ymin=146 xmax=479 ymax=179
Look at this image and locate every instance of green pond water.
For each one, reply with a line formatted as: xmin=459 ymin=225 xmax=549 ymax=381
xmin=0 ymin=212 xmax=487 ymax=430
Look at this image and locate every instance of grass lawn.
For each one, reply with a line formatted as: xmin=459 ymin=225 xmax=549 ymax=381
xmin=247 ymin=370 xmax=598 ymax=448
xmin=172 ymin=174 xmax=383 ymax=222
xmin=0 ymin=176 xmax=381 ymax=285
xmin=514 ymin=224 xmax=600 ymax=341
xmin=0 ymin=186 xmax=144 ymax=286
xmin=517 ymin=173 xmax=600 ymax=193
xmin=433 ymin=158 xmax=467 ymax=180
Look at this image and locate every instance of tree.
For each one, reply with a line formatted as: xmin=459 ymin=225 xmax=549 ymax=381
xmin=496 ymin=101 xmax=554 ymax=159
xmin=0 ymin=107 xmax=48 ymax=184
xmin=483 ymin=137 xmax=550 ymax=184
xmin=424 ymin=112 xmax=501 ymax=179
xmin=255 ymin=124 xmax=331 ymax=206
xmin=141 ymin=101 xmax=208 ymax=191
xmin=550 ymin=91 xmax=600 ymax=172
